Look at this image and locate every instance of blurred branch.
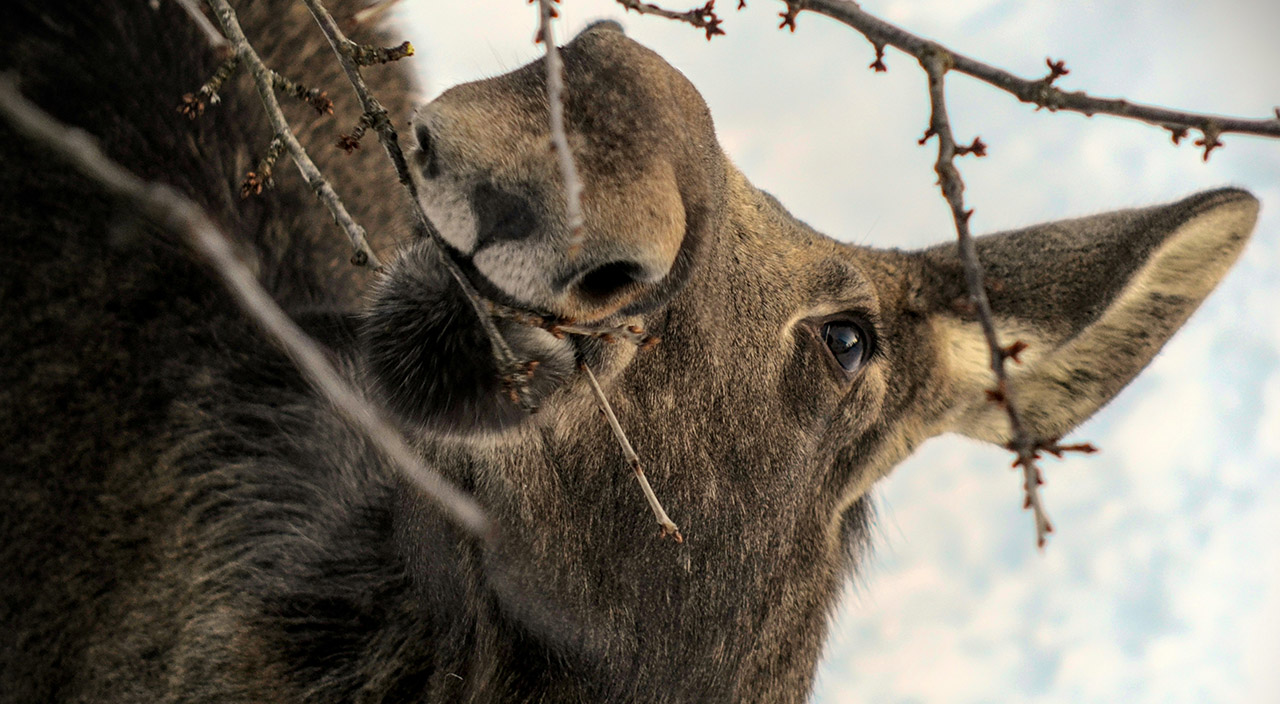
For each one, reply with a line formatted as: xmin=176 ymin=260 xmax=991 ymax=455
xmin=535 ymin=0 xmax=587 ymax=249
xmin=172 ymin=0 xmax=231 ymax=56
xmin=0 ymin=74 xmax=490 ymax=539
xmin=539 ymin=2 xmax=684 ymax=539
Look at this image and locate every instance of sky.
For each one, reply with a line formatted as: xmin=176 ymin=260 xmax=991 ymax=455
xmin=394 ymin=1 xmax=1280 ymax=701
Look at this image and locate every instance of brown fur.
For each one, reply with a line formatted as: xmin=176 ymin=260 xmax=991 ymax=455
xmin=0 ymin=5 xmax=1259 ymax=703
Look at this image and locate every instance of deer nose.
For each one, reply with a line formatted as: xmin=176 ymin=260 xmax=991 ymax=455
xmin=559 ymin=257 xmax=662 ymax=312
xmin=463 ymin=183 xmax=676 ymax=318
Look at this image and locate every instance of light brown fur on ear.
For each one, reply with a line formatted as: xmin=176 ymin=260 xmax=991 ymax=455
xmin=930 ymin=190 xmax=1259 ymax=444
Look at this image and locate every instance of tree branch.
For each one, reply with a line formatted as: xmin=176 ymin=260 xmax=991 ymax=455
xmin=615 ymin=0 xmax=726 ymax=40
xmin=535 ymin=0 xmax=587 ymax=250
xmin=172 ymin=0 xmax=231 ymax=57
xmin=298 ymin=0 xmax=531 ymax=406
xmin=205 ymin=0 xmax=381 ymax=268
xmin=789 ymin=0 xmax=1280 ymax=157
xmin=917 ymin=49 xmax=1057 ymax=547
xmin=581 ymin=363 xmax=683 ymax=542
xmin=0 ymin=74 xmax=490 ymax=540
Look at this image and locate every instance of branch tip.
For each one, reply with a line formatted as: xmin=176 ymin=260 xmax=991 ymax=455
xmin=869 ymin=43 xmax=888 ymax=72
xmin=615 ymin=0 xmax=726 ymax=40
xmin=1043 ymin=57 xmax=1070 ymax=83
xmin=779 ymin=0 xmax=805 ymax=31
xmin=1001 ymin=340 xmax=1029 ymax=364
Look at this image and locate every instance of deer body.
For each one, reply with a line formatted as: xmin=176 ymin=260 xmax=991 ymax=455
xmin=0 ymin=2 xmax=1259 ymax=703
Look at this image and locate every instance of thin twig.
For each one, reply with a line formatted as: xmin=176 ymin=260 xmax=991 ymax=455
xmin=0 ymin=74 xmax=490 ymax=539
xmin=299 ymin=0 xmax=530 ymax=407
xmin=918 ymin=49 xmax=1065 ymax=548
xmin=535 ymin=0 xmax=587 ymax=250
xmin=178 ymin=55 xmax=239 ymax=119
xmin=615 ymin=0 xmax=726 ymax=40
xmin=204 ymin=0 xmax=380 ymax=268
xmin=581 ymin=364 xmax=683 ymax=542
xmin=489 ymin=303 xmax=661 ymax=349
xmin=786 ymin=0 xmax=1280 ymax=157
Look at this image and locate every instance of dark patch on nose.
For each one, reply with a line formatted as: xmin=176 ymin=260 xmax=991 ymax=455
xmin=472 ymin=182 xmax=538 ymax=245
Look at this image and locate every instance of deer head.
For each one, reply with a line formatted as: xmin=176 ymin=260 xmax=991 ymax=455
xmin=360 ymin=21 xmax=1257 ymax=701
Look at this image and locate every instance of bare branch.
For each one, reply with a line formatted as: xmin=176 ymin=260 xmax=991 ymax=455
xmin=489 ymin=303 xmax=662 ymax=348
xmin=581 ymin=364 xmax=683 ymax=542
xmin=918 ymin=49 xmax=1089 ymax=548
xmin=0 ymin=74 xmax=490 ymax=539
xmin=204 ymin=0 xmax=380 ymax=268
xmin=299 ymin=0 xmax=530 ymax=407
xmin=615 ymin=0 xmax=727 ymax=40
xmin=240 ymin=134 xmax=284 ymax=197
xmin=178 ymin=55 xmax=239 ymax=119
xmin=535 ymin=0 xmax=587 ymax=250
xmin=788 ymin=0 xmax=1280 ymax=156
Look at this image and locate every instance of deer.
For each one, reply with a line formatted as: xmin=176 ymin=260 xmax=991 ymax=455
xmin=0 ymin=0 xmax=1260 ymax=702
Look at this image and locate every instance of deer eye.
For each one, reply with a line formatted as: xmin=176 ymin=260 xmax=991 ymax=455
xmin=821 ymin=320 xmax=868 ymax=373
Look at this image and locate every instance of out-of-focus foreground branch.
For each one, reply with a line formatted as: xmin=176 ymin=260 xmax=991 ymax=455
xmin=533 ymin=0 xmax=683 ymax=540
xmin=0 ymin=74 xmax=491 ymax=539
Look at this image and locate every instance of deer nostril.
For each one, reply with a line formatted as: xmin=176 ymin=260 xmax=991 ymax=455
xmin=573 ymin=261 xmax=646 ymax=303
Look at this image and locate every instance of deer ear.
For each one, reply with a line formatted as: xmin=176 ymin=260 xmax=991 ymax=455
xmin=923 ymin=188 xmax=1259 ymax=444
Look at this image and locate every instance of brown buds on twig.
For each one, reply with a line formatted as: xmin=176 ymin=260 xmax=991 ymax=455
xmin=779 ymin=0 xmax=805 ymax=32
xmin=1001 ymin=340 xmax=1029 ymax=364
xmin=955 ymin=136 xmax=988 ymax=157
xmin=1007 ymin=438 xmax=1099 ymax=466
xmin=792 ymin=0 xmax=1280 ymax=160
xmin=178 ymin=56 xmax=240 ymax=119
xmin=1195 ymin=122 xmax=1224 ymax=161
xmin=204 ymin=0 xmax=380 ymax=268
xmin=269 ymin=71 xmax=333 ymax=115
xmin=869 ymin=43 xmax=888 ymax=72
xmin=1043 ymin=58 xmax=1070 ymax=84
xmin=348 ymin=40 xmax=415 ymax=66
xmin=337 ymin=113 xmax=376 ymax=153
xmin=241 ymin=135 xmax=285 ymax=198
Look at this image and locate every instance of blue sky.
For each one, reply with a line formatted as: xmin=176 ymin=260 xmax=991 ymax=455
xmin=397 ymin=1 xmax=1280 ymax=701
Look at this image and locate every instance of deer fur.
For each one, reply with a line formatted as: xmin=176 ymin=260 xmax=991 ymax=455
xmin=0 ymin=2 xmax=1259 ymax=702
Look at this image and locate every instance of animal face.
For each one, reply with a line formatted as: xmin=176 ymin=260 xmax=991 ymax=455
xmin=0 ymin=3 xmax=1263 ymax=700
xmin=360 ymin=23 xmax=1256 ymax=696
xmin=366 ymin=19 xmax=1256 ymax=528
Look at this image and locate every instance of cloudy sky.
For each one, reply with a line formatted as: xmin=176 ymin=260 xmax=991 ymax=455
xmin=396 ymin=1 xmax=1280 ymax=701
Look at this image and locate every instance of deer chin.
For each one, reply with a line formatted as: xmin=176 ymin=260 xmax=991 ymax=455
xmin=359 ymin=238 xmax=578 ymax=437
